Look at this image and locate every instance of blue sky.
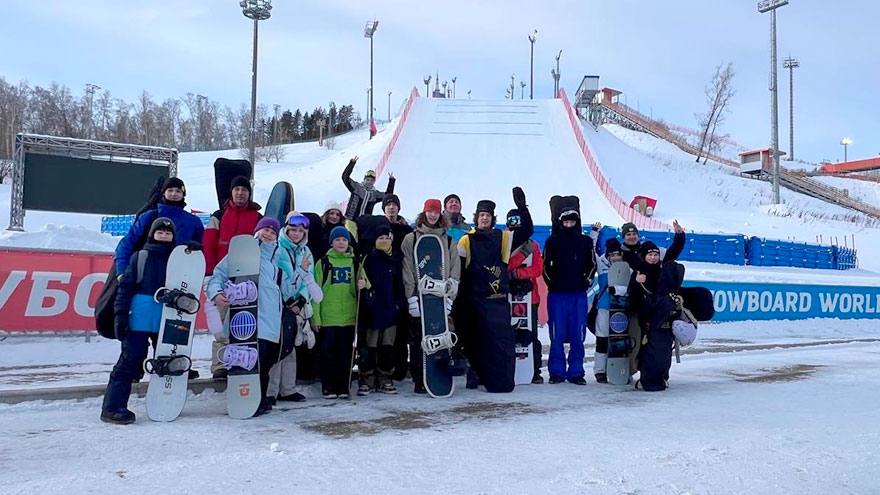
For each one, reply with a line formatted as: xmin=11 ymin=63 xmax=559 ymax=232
xmin=2 ymin=0 xmax=877 ymax=163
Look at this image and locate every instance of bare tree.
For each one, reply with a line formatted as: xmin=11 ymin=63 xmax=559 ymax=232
xmin=263 ymin=143 xmax=286 ymax=163
xmin=695 ymin=62 xmax=735 ymax=163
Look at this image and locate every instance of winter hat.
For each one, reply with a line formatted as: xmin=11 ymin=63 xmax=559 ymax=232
xmin=640 ymin=240 xmax=660 ymax=256
xmin=475 ymin=200 xmax=496 ymax=216
xmin=230 ymin=176 xmax=252 ymax=196
xmin=364 ymin=170 xmax=377 ymax=179
xmin=324 ymin=201 xmax=342 ymax=214
xmin=423 ymin=199 xmax=442 ymax=213
xmin=148 ymin=217 xmax=176 ymax=242
xmin=506 ymin=208 xmax=521 ymax=229
xmin=254 ymin=217 xmax=280 ymax=235
xmin=444 ymin=194 xmax=461 ymax=208
xmin=375 ymin=224 xmax=393 ymax=238
xmin=621 ymin=222 xmax=639 ymax=236
xmin=383 ymin=194 xmax=401 ymax=210
xmin=329 ymin=226 xmax=351 ymax=243
xmin=605 ymin=238 xmax=622 ymax=255
xmin=162 ymin=177 xmax=186 ymax=196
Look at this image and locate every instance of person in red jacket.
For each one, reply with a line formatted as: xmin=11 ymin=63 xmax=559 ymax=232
xmin=506 ymin=209 xmax=544 ymax=384
xmin=203 ymin=175 xmax=263 ymax=379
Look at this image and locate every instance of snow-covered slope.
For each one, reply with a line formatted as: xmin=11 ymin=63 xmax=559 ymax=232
xmin=812 ymin=175 xmax=880 ymax=206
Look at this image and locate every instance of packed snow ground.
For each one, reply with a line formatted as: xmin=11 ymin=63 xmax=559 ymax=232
xmin=1 ymin=319 xmax=879 ymax=494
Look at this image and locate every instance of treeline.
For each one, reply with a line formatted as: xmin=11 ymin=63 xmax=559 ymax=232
xmin=0 ymin=77 xmax=361 ymax=164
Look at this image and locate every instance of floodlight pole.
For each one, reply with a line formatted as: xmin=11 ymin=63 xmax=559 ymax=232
xmin=783 ymin=56 xmax=799 ymax=161
xmin=528 ymin=30 xmax=538 ymax=100
xmin=758 ymin=0 xmax=788 ymax=205
xmin=241 ymin=0 xmax=273 ymax=179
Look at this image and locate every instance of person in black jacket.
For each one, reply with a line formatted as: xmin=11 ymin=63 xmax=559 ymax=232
xmin=542 ymin=204 xmax=595 ymax=385
xmin=357 ymin=225 xmax=407 ymax=395
xmin=101 ymin=218 xmax=176 ymax=425
xmin=457 ymin=187 xmax=533 ymax=393
xmin=620 ymin=220 xmax=685 ymax=269
xmin=341 ymin=156 xmax=396 ymax=221
xmin=628 ymin=221 xmax=687 ymax=392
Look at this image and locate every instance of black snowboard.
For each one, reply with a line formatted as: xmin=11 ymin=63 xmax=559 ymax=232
xmin=213 ymin=158 xmax=252 ymax=210
xmin=264 ymin=181 xmax=295 ymax=225
xmin=415 ymin=234 xmax=454 ymax=398
xmin=549 ymin=195 xmax=581 ymax=233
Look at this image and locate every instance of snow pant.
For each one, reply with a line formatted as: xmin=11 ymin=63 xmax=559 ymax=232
xmin=392 ymin=313 xmax=411 ymax=381
xmin=547 ymin=291 xmax=588 ymax=380
xmin=319 ymin=326 xmax=355 ymax=395
xmin=359 ymin=325 xmax=397 ymax=385
xmin=594 ymin=308 xmax=610 ymax=375
xmin=452 ymin=297 xmax=480 ymax=385
xmin=258 ymin=339 xmax=280 ymax=403
xmin=408 ymin=317 xmax=426 ymax=388
xmin=102 ymin=331 xmax=152 ymax=413
xmin=474 ymin=296 xmax=515 ymax=393
xmin=638 ymin=296 xmax=677 ymax=392
xmin=529 ymin=303 xmax=543 ymax=379
xmin=267 ymin=309 xmax=300 ymax=398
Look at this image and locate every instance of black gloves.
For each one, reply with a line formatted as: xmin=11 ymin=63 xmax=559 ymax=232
xmin=186 ymin=240 xmax=203 ymax=251
xmin=512 ymin=187 xmax=527 ymax=209
xmin=608 ymin=286 xmax=616 ymax=295
xmin=114 ymin=314 xmax=130 ymax=340
xmin=516 ymin=328 xmax=532 ymax=347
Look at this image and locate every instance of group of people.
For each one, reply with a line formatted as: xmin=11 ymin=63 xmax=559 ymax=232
xmin=100 ymin=157 xmax=688 ymax=424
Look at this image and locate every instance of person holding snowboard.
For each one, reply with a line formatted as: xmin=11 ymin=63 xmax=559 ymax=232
xmin=542 ymin=202 xmax=595 ymax=385
xmin=101 ymin=218 xmax=178 ymax=425
xmin=628 ymin=221 xmax=687 ymax=392
xmin=357 ymin=225 xmax=406 ymax=395
xmin=341 ymin=156 xmax=396 ymax=221
xmin=457 ymin=188 xmax=534 ymax=393
xmin=203 ymin=176 xmax=263 ymax=380
xmin=312 ymin=226 xmax=359 ymax=399
xmin=266 ymin=212 xmax=324 ymax=405
xmin=505 ymin=208 xmax=544 ymax=384
xmin=443 ymin=193 xmax=470 ymax=242
xmin=401 ymin=199 xmax=462 ymax=394
xmin=207 ymin=217 xmax=296 ymax=416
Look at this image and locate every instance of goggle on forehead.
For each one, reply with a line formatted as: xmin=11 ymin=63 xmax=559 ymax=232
xmin=507 ymin=215 xmax=521 ymax=227
xmin=286 ymin=215 xmax=310 ymax=229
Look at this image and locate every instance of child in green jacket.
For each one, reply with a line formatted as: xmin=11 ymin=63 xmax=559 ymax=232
xmin=313 ymin=226 xmax=358 ymax=399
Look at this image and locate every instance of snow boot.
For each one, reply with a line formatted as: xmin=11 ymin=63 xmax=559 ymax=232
xmin=101 ymin=409 xmax=136 ymax=425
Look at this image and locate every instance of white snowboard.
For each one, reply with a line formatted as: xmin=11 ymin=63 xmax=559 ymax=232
xmin=145 ymin=245 xmax=206 ymax=422
xmin=511 ymin=252 xmax=534 ymax=386
xmin=225 ymin=235 xmax=262 ymax=420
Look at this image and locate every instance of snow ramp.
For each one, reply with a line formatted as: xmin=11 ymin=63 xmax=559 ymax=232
xmin=380 ymin=94 xmax=660 ymax=228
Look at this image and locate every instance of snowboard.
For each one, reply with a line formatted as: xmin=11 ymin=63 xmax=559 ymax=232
xmin=606 ymin=261 xmax=633 ymax=385
xmin=510 ymin=253 xmax=534 ymax=385
xmin=264 ymin=181 xmax=295 ymax=225
xmin=680 ymin=286 xmax=715 ymax=321
xmin=225 ymin=235 xmax=262 ymax=419
xmin=213 ymin=158 xmax=252 ymax=210
xmin=145 ymin=245 xmax=206 ymax=421
xmin=415 ymin=234 xmax=454 ymax=398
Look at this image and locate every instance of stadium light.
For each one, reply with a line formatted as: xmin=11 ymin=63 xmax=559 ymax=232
xmin=364 ymin=20 xmax=379 ymax=133
xmin=528 ymin=30 xmax=538 ymax=100
xmin=841 ymin=137 xmax=853 ymax=162
xmin=757 ymin=0 xmax=788 ymax=204
xmin=240 ymin=0 xmax=272 ymax=177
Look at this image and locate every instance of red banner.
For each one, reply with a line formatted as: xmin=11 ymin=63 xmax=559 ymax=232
xmin=0 ymin=247 xmax=207 ymax=332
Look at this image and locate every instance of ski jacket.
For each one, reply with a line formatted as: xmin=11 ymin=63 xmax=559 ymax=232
xmin=361 ymin=248 xmax=406 ymax=329
xmin=401 ymin=223 xmax=461 ymax=299
xmin=206 ymin=240 xmax=295 ymax=344
xmin=312 ymin=248 xmax=358 ymax=327
xmin=115 ymin=240 xmax=174 ymax=333
xmin=114 ymin=202 xmax=205 ymax=274
xmin=203 ymin=199 xmax=263 ymax=275
xmin=279 ymin=232 xmax=323 ymax=304
xmin=342 ymin=160 xmax=396 ymax=220
xmin=543 ymin=227 xmax=596 ymax=294
xmin=508 ymin=239 xmax=543 ymax=305
xmin=621 ymin=231 xmax=686 ymax=270
xmin=444 ymin=212 xmax=470 ymax=242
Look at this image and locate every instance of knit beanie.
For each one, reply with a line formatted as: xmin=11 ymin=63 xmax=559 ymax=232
xmin=383 ymin=194 xmax=401 ymax=210
xmin=230 ymin=176 xmax=252 ymax=196
xmin=423 ymin=199 xmax=442 ymax=213
xmin=148 ymin=217 xmax=176 ymax=242
xmin=254 ymin=217 xmax=280 ymax=235
xmin=162 ymin=177 xmax=186 ymax=196
xmin=329 ymin=226 xmax=351 ymax=243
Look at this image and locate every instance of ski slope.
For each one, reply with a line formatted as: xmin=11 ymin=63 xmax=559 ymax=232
xmin=382 ymin=98 xmax=624 ymax=224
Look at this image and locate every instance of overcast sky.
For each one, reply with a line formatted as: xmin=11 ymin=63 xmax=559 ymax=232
xmin=3 ymin=0 xmax=877 ymax=163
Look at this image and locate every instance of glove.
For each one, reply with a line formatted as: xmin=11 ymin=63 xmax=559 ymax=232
xmin=445 ymin=297 xmax=453 ymax=315
xmin=516 ymin=328 xmax=532 ymax=347
xmin=445 ymin=278 xmax=459 ymax=300
xmin=608 ymin=286 xmax=616 ymax=295
xmin=114 ymin=314 xmax=130 ymax=340
xmin=185 ymin=240 xmax=203 ymax=251
xmin=408 ymin=296 xmax=421 ymax=318
xmin=512 ymin=187 xmax=527 ymax=209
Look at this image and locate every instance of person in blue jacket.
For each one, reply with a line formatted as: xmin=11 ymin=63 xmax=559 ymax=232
xmin=101 ymin=218 xmax=177 ymax=425
xmin=114 ymin=177 xmax=204 ymax=275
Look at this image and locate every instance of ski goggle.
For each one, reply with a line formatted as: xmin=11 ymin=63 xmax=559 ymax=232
xmin=286 ymin=214 xmax=310 ymax=229
xmin=506 ymin=215 xmax=521 ymax=228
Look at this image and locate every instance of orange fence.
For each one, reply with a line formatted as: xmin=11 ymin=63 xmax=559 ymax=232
xmin=373 ymin=87 xmax=420 ymax=180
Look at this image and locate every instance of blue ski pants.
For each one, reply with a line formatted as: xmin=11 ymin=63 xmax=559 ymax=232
xmin=547 ymin=291 xmax=588 ymax=380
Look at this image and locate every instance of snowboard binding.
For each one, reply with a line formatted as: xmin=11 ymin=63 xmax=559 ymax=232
xmin=223 ymin=280 xmax=258 ymax=306
xmin=217 ymin=344 xmax=258 ymax=371
xmin=418 ymin=275 xmax=447 ymax=297
xmin=144 ymin=354 xmax=192 ymax=377
xmin=153 ymin=288 xmax=201 ymax=315
xmin=421 ymin=330 xmax=458 ymax=355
